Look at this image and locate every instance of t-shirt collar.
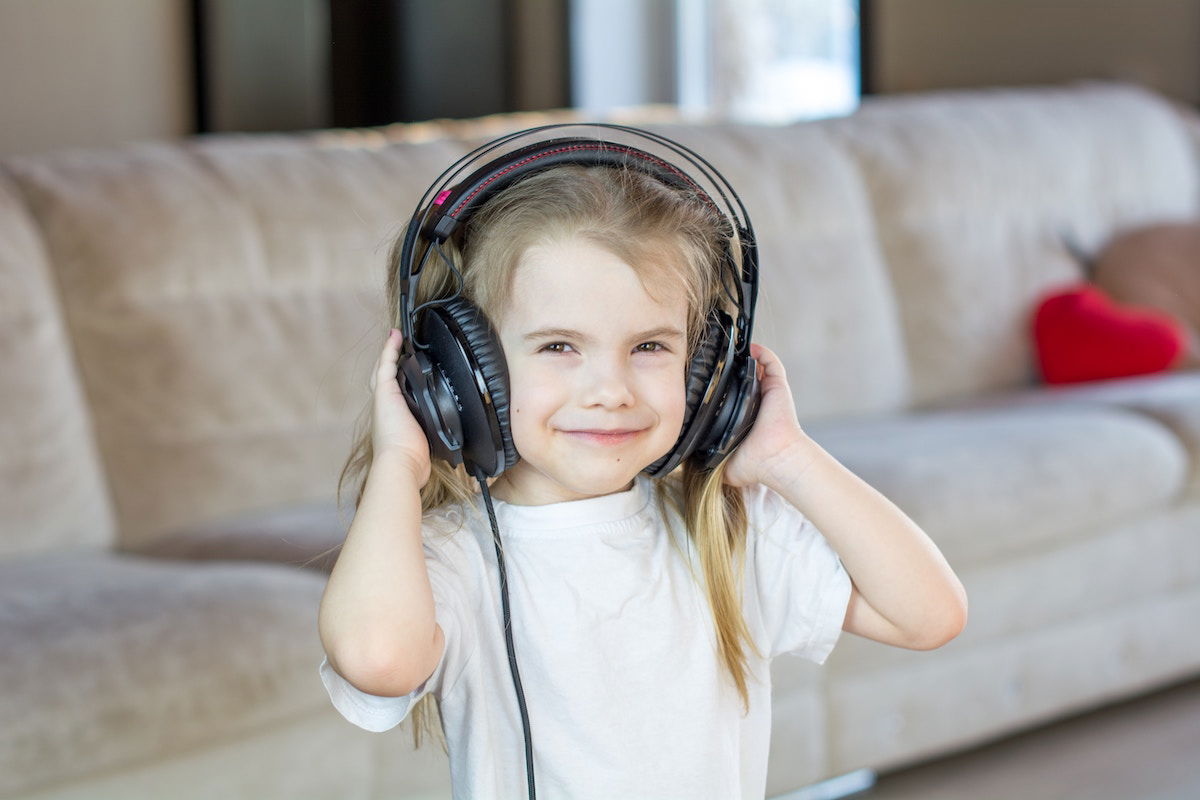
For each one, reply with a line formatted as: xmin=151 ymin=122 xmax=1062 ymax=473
xmin=488 ymin=475 xmax=653 ymax=532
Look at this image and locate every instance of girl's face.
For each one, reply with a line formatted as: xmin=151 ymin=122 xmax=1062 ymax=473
xmin=490 ymin=234 xmax=690 ymax=506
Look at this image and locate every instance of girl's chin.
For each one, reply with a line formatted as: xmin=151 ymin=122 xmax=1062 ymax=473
xmin=492 ymin=464 xmax=644 ymax=505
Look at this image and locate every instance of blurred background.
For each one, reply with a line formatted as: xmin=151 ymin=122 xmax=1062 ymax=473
xmin=1 ymin=0 xmax=1199 ymax=156
xmin=3 ymin=3 xmax=1200 ymax=800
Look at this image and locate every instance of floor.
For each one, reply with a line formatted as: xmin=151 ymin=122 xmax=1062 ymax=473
xmin=855 ymin=677 xmax=1200 ymax=800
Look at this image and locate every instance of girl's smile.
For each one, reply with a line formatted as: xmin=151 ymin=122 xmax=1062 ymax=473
xmin=559 ymin=428 xmax=647 ymax=446
xmin=489 ymin=234 xmax=690 ymax=506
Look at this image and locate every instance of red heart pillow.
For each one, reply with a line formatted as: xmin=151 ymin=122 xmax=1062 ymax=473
xmin=1033 ymin=284 xmax=1188 ymax=384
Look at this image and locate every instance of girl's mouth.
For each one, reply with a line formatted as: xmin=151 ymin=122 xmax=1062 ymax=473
xmin=561 ymin=429 xmax=646 ymax=446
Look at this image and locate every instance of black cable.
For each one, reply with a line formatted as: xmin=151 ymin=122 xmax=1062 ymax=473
xmin=409 ymin=241 xmax=467 ymax=350
xmin=473 ymin=468 xmax=536 ymax=800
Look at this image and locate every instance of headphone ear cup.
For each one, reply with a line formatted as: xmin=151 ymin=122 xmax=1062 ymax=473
xmin=417 ymin=298 xmax=519 ymax=477
xmin=643 ymin=314 xmax=726 ymax=477
xmin=693 ymin=353 xmax=760 ymax=469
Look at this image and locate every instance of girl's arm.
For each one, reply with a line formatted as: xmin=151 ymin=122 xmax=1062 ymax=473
xmin=318 ymin=330 xmax=444 ymax=696
xmin=724 ymin=344 xmax=968 ymax=651
xmin=762 ymin=437 xmax=967 ymax=649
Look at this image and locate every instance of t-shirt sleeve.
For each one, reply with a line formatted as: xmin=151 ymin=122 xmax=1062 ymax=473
xmin=318 ymin=527 xmax=477 ymax=732
xmin=746 ymin=483 xmax=852 ymax=663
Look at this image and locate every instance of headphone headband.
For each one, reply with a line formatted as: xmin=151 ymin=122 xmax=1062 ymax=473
xmin=424 ymin=138 xmax=714 ymax=243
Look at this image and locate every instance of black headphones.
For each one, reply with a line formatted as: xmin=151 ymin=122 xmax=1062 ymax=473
xmin=396 ymin=123 xmax=761 ymax=480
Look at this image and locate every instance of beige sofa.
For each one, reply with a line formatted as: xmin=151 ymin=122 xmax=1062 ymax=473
xmin=2 ymin=82 xmax=1198 ymax=799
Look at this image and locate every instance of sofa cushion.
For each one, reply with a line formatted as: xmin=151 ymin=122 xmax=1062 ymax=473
xmin=657 ymin=123 xmax=910 ymax=421
xmin=6 ymin=135 xmax=471 ymax=549
xmin=946 ymin=372 xmax=1200 ymax=500
xmin=830 ymin=83 xmax=1200 ymax=405
xmin=806 ymin=404 xmax=1190 ymax=569
xmin=0 ymin=553 xmax=328 ymax=797
xmin=0 ymin=173 xmax=114 ymax=557
xmin=1091 ymin=221 xmax=1200 ymax=366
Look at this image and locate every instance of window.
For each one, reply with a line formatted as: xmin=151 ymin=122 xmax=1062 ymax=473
xmin=572 ymin=0 xmax=860 ymax=123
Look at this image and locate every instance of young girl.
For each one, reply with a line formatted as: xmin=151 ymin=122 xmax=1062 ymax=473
xmin=318 ymin=129 xmax=967 ymax=799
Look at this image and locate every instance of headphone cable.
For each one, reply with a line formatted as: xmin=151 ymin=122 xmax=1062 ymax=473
xmin=473 ymin=468 xmax=537 ymax=800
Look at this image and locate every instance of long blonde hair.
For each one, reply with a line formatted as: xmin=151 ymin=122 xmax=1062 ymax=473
xmin=337 ymin=163 xmax=763 ymax=752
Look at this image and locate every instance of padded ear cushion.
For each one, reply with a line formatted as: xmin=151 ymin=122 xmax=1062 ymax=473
xmin=644 ymin=314 xmax=726 ymax=475
xmin=428 ymin=298 xmax=519 ymax=472
xmin=682 ymin=317 xmax=726 ymax=430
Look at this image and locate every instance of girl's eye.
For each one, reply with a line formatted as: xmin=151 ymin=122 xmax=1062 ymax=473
xmin=541 ymin=342 xmax=572 ymax=353
xmin=635 ymin=341 xmax=666 ymax=353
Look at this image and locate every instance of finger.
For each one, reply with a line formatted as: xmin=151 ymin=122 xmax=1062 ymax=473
xmin=752 ymin=341 xmax=779 ymax=360
xmin=751 ymin=346 xmax=789 ymax=389
xmin=378 ymin=329 xmax=401 ymax=366
xmin=384 ymin=327 xmax=401 ymax=353
xmin=754 ymin=343 xmax=784 ymax=371
xmin=750 ymin=342 xmax=777 ymax=366
xmin=749 ymin=342 xmax=766 ymax=383
xmin=373 ymin=329 xmax=402 ymax=392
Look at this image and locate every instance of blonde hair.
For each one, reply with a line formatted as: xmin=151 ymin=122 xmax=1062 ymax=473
xmin=336 ymin=163 xmax=763 ymax=753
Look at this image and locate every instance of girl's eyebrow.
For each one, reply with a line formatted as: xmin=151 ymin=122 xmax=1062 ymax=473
xmin=523 ymin=327 xmax=581 ymax=343
xmin=631 ymin=326 xmax=687 ymax=343
xmin=522 ymin=325 xmax=685 ymax=344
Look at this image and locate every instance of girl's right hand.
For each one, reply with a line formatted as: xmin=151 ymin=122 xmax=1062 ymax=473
xmin=371 ymin=328 xmax=432 ymax=487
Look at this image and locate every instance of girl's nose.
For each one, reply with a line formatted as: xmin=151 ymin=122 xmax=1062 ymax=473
xmin=580 ymin=357 xmax=635 ymax=408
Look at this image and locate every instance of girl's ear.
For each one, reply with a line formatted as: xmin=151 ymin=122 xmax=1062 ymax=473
xmin=404 ymin=297 xmax=518 ymax=479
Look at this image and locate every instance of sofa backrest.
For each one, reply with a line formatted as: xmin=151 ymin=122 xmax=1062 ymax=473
xmin=0 ymin=174 xmax=115 ymax=556
xmin=5 ymin=83 xmax=1196 ymax=549
xmin=827 ymin=82 xmax=1200 ymax=406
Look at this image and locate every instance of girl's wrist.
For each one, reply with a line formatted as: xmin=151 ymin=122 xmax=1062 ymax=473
xmin=758 ymin=432 xmax=824 ymax=496
xmin=372 ymin=446 xmax=430 ymax=489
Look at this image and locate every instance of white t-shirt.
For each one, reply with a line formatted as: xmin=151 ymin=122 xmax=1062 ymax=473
xmin=320 ymin=475 xmax=851 ymax=800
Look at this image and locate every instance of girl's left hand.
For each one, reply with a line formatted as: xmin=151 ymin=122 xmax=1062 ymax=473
xmin=721 ymin=343 xmax=812 ymax=488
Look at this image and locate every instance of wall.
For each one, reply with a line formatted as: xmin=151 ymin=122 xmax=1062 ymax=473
xmin=871 ymin=0 xmax=1200 ymax=105
xmin=0 ymin=0 xmax=191 ymax=157
xmin=3 ymin=1 xmax=1199 ymax=158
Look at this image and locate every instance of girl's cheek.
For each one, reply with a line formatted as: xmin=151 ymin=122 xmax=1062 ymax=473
xmin=639 ymin=374 xmax=687 ymax=411
xmin=507 ymin=365 xmax=563 ymax=404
